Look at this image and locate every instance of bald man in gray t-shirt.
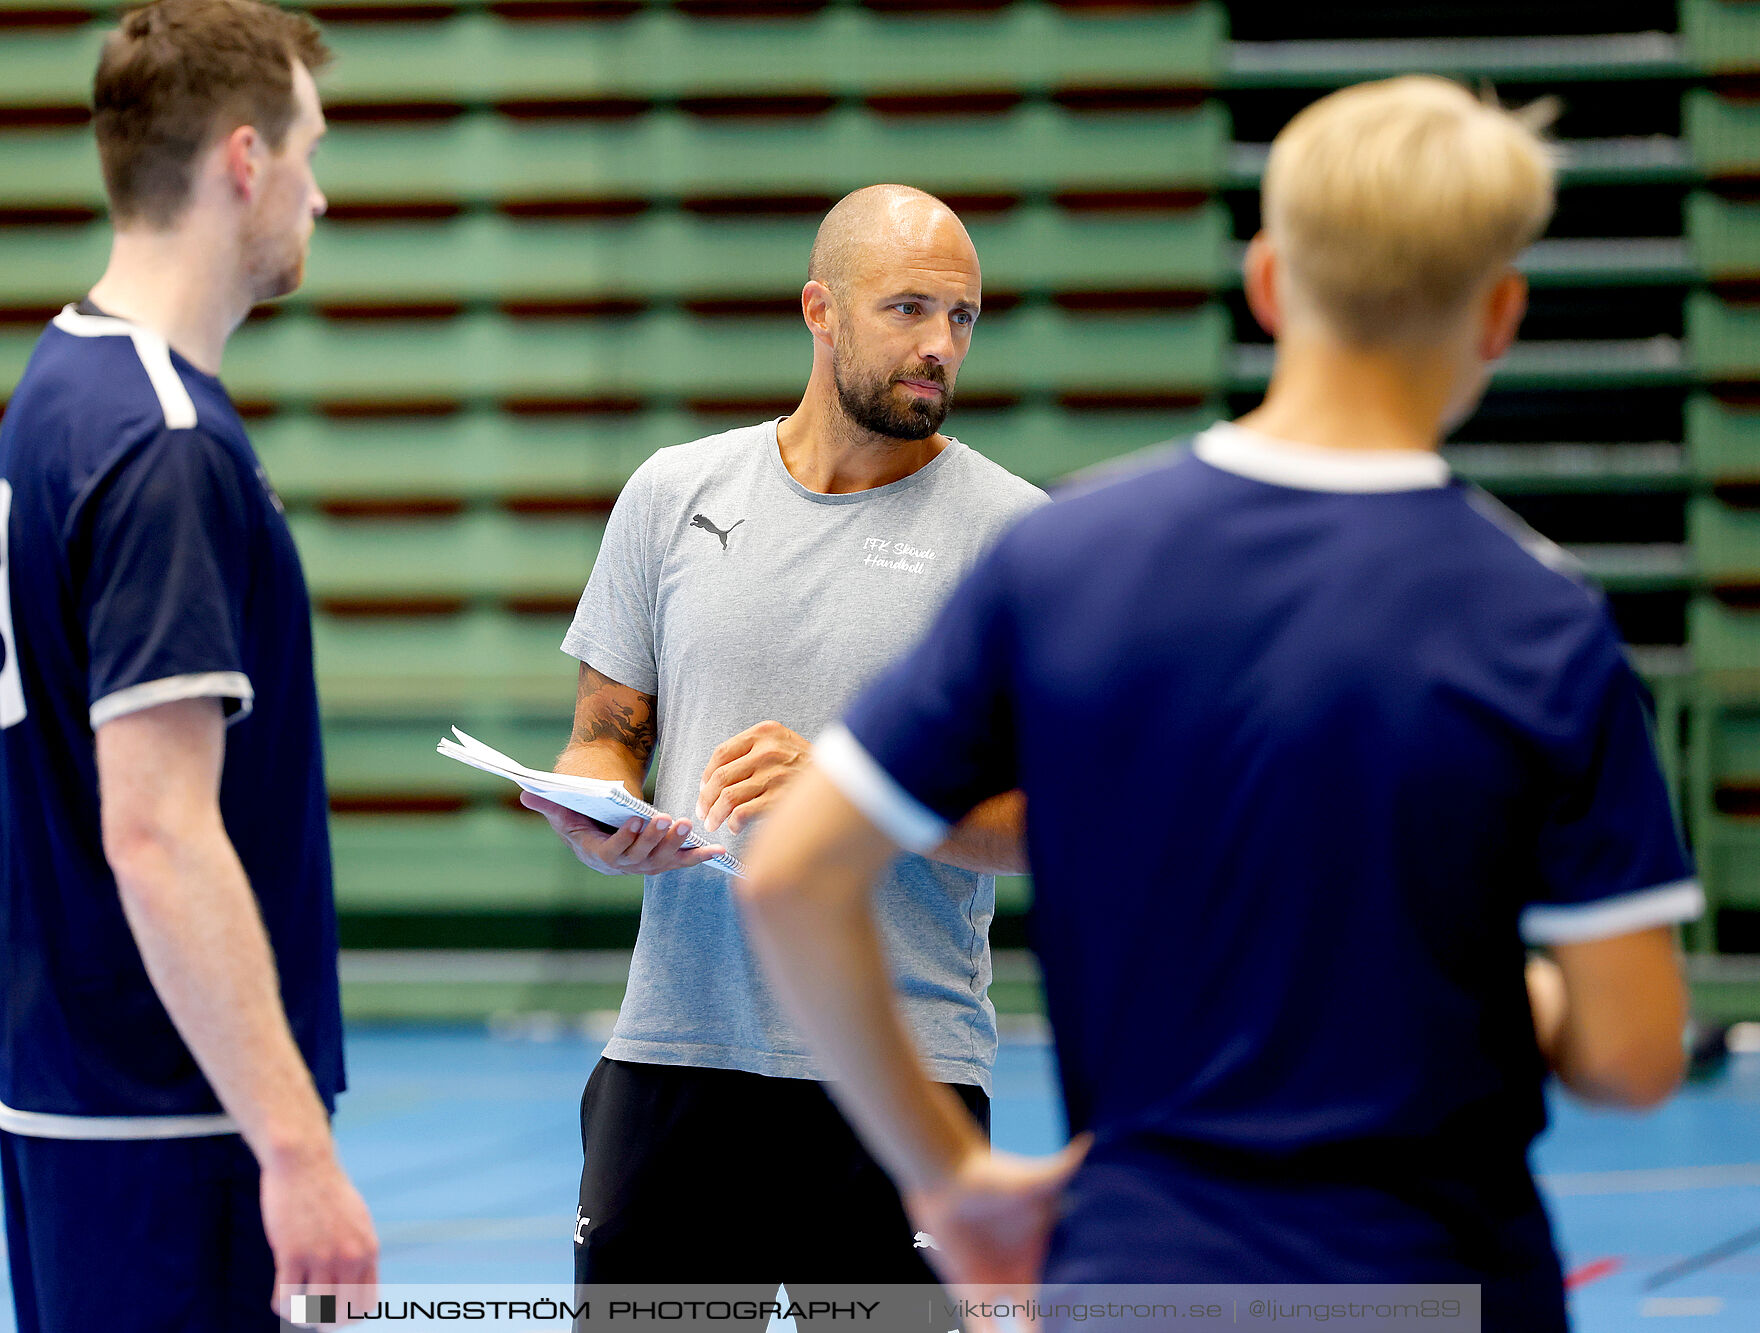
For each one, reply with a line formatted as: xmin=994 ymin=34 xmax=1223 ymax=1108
xmin=522 ymin=187 xmax=1046 ymax=1287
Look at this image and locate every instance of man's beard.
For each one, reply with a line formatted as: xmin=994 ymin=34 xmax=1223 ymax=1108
xmin=833 ymin=347 xmax=953 ymax=441
xmin=252 ymin=256 xmax=302 ymax=303
xmin=243 ymin=212 xmax=306 ymax=304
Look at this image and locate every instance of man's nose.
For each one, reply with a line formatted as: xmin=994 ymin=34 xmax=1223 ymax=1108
xmin=919 ymin=317 xmax=958 ymax=365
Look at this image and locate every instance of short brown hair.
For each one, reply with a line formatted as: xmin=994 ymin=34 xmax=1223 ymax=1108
xmin=94 ymin=0 xmax=331 ymax=228
xmin=1263 ymin=76 xmax=1555 ymax=345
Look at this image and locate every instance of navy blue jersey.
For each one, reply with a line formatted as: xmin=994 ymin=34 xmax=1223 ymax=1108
xmin=0 ymin=305 xmax=342 ymax=1135
xmin=819 ymin=422 xmax=1699 ymax=1283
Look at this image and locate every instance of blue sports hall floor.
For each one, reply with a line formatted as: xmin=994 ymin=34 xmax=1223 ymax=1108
xmin=1 ymin=1026 xmax=1757 ymax=1330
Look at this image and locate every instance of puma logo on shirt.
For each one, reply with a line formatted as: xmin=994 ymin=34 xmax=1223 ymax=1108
xmin=690 ymin=513 xmax=745 ymax=550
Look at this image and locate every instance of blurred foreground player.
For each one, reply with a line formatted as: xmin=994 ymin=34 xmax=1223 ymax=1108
xmin=0 ymin=2 xmax=375 ymax=1328
xmin=741 ymin=78 xmax=1700 ymax=1328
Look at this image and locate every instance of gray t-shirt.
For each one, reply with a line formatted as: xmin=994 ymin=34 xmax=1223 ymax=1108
xmin=563 ymin=419 xmax=1047 ymax=1092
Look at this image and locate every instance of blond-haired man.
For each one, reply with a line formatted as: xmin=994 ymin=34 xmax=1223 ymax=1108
xmin=738 ymin=77 xmax=1699 ymax=1326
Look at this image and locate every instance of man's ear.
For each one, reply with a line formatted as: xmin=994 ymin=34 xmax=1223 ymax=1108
xmin=801 ymin=280 xmax=837 ymax=348
xmin=1243 ymin=233 xmax=1282 ymax=338
xmin=220 ymin=124 xmax=262 ymax=202
xmin=1479 ymin=269 xmax=1528 ymax=362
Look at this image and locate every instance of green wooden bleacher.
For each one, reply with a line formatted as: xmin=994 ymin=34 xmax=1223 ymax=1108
xmin=0 ymin=2 xmax=1227 ymax=109
xmin=4 ymin=0 xmax=1760 ymax=1010
xmin=291 ymin=510 xmax=605 ymax=604
xmin=1687 ymin=596 xmax=1760 ymax=955
xmin=301 ymin=207 xmax=1230 ymax=305
xmin=1225 ymin=133 xmax=1702 ymax=193
xmin=1225 ymin=30 xmax=1694 ymax=87
xmin=1692 ymin=497 xmax=1760 ymax=588
xmin=319 ymin=3 xmax=1227 ymax=105
xmin=0 ymin=0 xmax=1238 ymax=973
xmin=1616 ymin=0 xmax=1760 ymax=967
xmin=325 ymin=715 xmax=567 ymax=801
xmin=10 ymin=209 xmax=1230 ymax=327
xmin=1447 ymin=442 xmax=1689 ymax=494
xmin=1684 ymin=0 xmax=1760 ymax=959
xmin=0 ymin=107 xmax=1229 ymax=213
xmin=248 ymin=406 xmax=1217 ymax=504
xmin=330 ymin=809 xmax=637 ymax=913
xmin=251 ymin=412 xmax=691 ymax=502
xmin=1227 ymin=3 xmax=1760 ymax=974
xmin=313 ymin=609 xmax=575 ymax=713
xmin=0 ymin=26 xmax=105 ymax=112
xmin=1683 ymin=0 xmax=1760 ymax=72
xmin=1689 ymin=394 xmax=1760 ymax=483
xmin=1683 ymin=386 xmax=1760 ymax=954
xmin=1232 ymin=337 xmax=1694 ymax=395
xmin=0 ymin=307 xmax=1229 ymax=406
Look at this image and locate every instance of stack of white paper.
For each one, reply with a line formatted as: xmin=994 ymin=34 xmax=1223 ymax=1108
xmin=436 ymin=727 xmax=747 ymax=878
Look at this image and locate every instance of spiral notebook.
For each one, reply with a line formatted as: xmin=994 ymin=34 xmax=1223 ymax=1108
xmin=435 ymin=727 xmax=747 ymax=878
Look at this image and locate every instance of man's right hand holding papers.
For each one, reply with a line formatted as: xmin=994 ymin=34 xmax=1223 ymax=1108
xmin=517 ymin=790 xmax=725 ymax=877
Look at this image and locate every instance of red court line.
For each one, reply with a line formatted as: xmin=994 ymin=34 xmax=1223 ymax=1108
xmin=1565 ymin=1257 xmax=1623 ymax=1289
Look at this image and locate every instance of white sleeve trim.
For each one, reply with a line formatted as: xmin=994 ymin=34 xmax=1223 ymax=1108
xmin=0 ymin=1098 xmax=237 ymax=1140
xmin=90 ymin=671 xmax=255 ymax=730
xmin=814 ymin=723 xmax=950 ymax=854
xmin=1521 ymin=878 xmax=1705 ymax=945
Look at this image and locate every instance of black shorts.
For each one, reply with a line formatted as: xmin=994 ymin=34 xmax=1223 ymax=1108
xmin=574 ymin=1057 xmax=989 ymax=1285
xmin=1 ymin=1129 xmax=275 ymax=1333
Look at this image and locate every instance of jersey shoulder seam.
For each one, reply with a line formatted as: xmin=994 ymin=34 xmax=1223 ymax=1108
xmin=1459 ymin=485 xmax=1599 ymax=604
xmin=59 ymin=423 xmax=231 ymax=551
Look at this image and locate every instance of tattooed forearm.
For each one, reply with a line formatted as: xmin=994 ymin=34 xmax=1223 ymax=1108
xmin=570 ymin=666 xmax=659 ymax=763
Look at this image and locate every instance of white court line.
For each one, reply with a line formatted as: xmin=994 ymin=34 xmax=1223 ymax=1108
xmin=1539 ymin=1164 xmax=1760 ymax=1196
xmin=380 ymin=1217 xmax=561 ymax=1244
xmin=1641 ymin=1297 xmax=1726 ymax=1316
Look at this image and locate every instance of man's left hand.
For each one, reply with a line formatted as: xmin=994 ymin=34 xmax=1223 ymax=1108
xmin=906 ymin=1138 xmax=1090 ymax=1291
xmin=698 ymin=721 xmax=811 ymax=834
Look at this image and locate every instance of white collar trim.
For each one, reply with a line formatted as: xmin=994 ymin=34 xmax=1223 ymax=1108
xmin=1194 ymin=421 xmax=1450 ymax=493
xmin=52 ymin=304 xmax=136 ymax=338
xmin=52 ymin=303 xmax=199 ymax=430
